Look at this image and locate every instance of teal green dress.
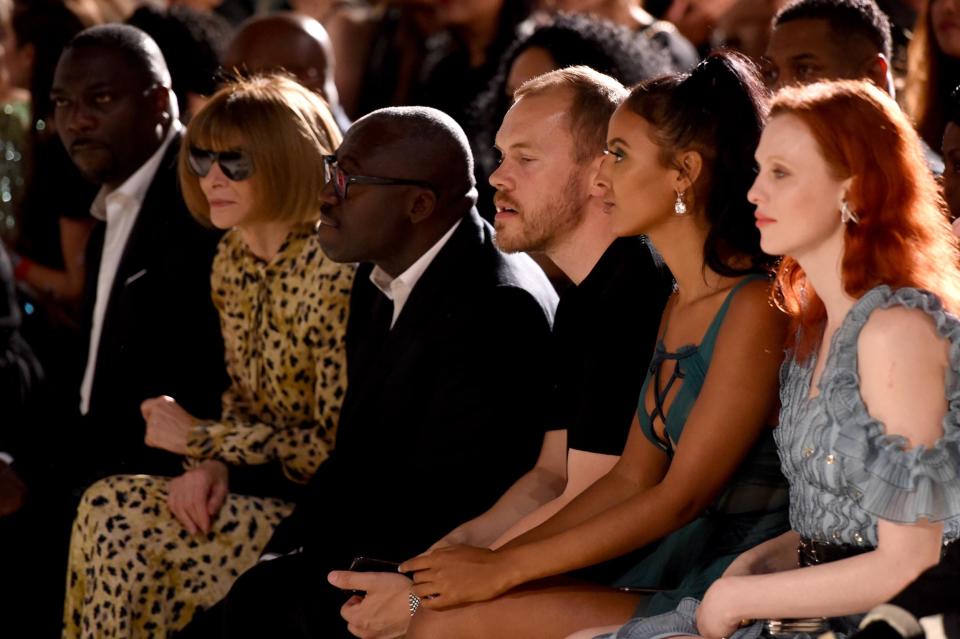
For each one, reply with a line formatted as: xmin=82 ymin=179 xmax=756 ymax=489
xmin=613 ymin=275 xmax=790 ymax=615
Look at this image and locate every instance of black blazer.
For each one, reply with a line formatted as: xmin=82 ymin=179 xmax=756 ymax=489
xmin=76 ymin=131 xmax=226 ymax=479
xmin=266 ymin=208 xmax=558 ymax=567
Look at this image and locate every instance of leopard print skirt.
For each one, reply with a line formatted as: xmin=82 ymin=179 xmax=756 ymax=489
xmin=63 ymin=474 xmax=293 ymax=638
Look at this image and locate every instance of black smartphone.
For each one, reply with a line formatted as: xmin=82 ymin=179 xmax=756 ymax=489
xmin=617 ymin=586 xmax=663 ymax=594
xmin=346 ymin=556 xmax=403 ymax=595
xmin=349 ymin=556 xmax=402 ymax=573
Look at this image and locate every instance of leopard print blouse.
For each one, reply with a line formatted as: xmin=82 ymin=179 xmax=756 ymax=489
xmin=186 ymin=225 xmax=353 ymax=483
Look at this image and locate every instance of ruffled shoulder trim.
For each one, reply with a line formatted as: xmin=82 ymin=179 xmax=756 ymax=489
xmin=822 ymin=286 xmax=960 ymax=527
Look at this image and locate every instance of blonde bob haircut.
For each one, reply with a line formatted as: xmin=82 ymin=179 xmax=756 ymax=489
xmin=179 ymin=73 xmax=342 ymax=226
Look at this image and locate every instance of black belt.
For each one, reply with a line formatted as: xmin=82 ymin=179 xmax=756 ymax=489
xmin=797 ymin=536 xmax=871 ymax=567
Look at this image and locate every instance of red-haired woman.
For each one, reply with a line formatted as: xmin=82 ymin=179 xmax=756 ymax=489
xmin=597 ymin=79 xmax=960 ymax=639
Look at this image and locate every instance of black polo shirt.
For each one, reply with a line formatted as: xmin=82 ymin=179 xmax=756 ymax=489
xmin=550 ymin=236 xmax=672 ymax=455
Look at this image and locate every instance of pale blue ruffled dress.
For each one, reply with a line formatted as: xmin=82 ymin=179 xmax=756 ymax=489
xmin=601 ymin=286 xmax=960 ymax=639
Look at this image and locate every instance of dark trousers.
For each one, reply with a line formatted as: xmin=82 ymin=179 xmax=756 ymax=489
xmin=175 ymin=550 xmax=355 ymax=639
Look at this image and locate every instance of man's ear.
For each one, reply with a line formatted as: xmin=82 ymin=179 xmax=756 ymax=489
xmin=861 ymin=54 xmax=892 ymax=95
xmin=151 ymin=86 xmax=175 ymax=125
xmin=407 ymin=188 xmax=438 ymax=225
xmin=586 ymin=153 xmax=606 ymax=198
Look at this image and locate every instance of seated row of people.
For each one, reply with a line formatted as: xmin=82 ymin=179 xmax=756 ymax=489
xmin=53 ymin=22 xmax=559 ymax=639
xmin=13 ymin=4 xmax=960 ymax=639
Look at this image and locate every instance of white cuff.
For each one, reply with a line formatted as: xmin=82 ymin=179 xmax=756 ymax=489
xmin=860 ymin=605 xmax=924 ymax=638
xmin=920 ymin=615 xmax=947 ymax=639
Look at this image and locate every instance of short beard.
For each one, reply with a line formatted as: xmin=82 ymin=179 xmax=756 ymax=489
xmin=494 ymin=171 xmax=587 ymax=254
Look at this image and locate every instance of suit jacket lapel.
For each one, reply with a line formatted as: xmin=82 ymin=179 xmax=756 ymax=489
xmin=91 ymin=134 xmax=180 ymax=375
xmin=337 ymin=210 xmax=485 ymax=445
xmin=108 ymin=133 xmax=181 ymax=295
xmin=386 ymin=209 xmax=484 ymax=343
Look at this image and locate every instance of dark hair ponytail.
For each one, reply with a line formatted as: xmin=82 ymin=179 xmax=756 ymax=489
xmin=625 ymin=50 xmax=774 ymax=276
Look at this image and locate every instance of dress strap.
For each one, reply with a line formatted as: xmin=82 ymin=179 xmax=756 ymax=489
xmin=699 ymin=274 xmax=769 ymax=362
xmin=646 ymin=348 xmax=690 ymax=456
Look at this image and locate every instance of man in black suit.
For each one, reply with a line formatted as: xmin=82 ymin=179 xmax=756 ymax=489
xmin=6 ymin=26 xmax=226 ymax=638
xmin=51 ymin=25 xmax=225 ymax=483
xmin=176 ymin=106 xmax=557 ymax=638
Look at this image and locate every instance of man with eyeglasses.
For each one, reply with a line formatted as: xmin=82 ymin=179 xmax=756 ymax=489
xmin=174 ymin=106 xmax=558 ymax=639
xmin=51 ymin=24 xmax=225 ymax=484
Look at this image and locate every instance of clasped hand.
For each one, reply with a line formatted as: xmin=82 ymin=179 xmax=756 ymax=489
xmin=167 ymin=460 xmax=229 ymax=535
xmin=399 ymin=545 xmax=514 ymax=610
xmin=142 ymin=395 xmax=195 ymax=455
xmin=696 ymin=577 xmax=748 ymax=639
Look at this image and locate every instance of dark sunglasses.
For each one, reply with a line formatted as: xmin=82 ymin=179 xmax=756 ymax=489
xmin=187 ymin=147 xmax=253 ymax=181
xmin=323 ymin=155 xmax=433 ymax=200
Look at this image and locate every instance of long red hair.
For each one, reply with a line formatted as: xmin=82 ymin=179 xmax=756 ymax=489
xmin=770 ymin=80 xmax=960 ymax=361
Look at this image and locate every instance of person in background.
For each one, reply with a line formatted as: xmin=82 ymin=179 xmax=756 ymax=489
xmin=0 ymin=239 xmax=40 ymax=515
xmin=0 ymin=239 xmax=44 ymax=638
xmin=0 ymin=0 xmax=29 ymax=246
xmin=414 ymin=0 xmax=535 ymax=139
xmin=907 ymin=0 xmax=960 ymax=152
xmin=222 ymin=11 xmax=351 ymax=131
xmin=63 ymin=73 xmax=351 ymax=639
xmin=327 ymin=1 xmax=439 ymax=120
xmin=4 ymin=0 xmax=98 ymax=394
xmin=126 ymin=3 xmax=233 ymax=121
xmin=709 ymin=0 xmax=784 ymax=62
xmin=763 ymin=0 xmax=944 ymax=172
xmin=762 ymin=0 xmax=893 ymax=93
xmin=538 ymin=0 xmax=698 ymax=69
xmin=659 ymin=0 xmax=739 ymax=54
xmin=943 ymin=87 xmax=960 ymax=232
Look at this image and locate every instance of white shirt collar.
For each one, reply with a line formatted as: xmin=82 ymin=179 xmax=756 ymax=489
xmin=90 ymin=122 xmax=181 ymax=221
xmin=369 ymin=219 xmax=461 ymax=327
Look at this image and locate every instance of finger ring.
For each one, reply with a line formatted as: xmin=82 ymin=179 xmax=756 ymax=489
xmin=409 ymin=592 xmax=422 ymax=616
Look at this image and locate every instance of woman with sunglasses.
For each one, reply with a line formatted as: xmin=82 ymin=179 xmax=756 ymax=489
xmin=63 ymin=74 xmax=353 ymax=639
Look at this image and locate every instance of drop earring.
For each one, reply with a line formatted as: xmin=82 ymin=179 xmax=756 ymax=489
xmin=674 ymin=189 xmax=687 ymax=216
xmin=840 ymin=200 xmax=859 ymax=225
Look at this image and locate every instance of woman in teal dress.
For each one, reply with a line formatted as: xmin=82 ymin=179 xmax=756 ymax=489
xmin=401 ymin=51 xmax=790 ymax=639
xmin=604 ymin=81 xmax=960 ymax=639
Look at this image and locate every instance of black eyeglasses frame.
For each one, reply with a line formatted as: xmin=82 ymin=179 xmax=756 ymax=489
xmin=323 ymin=154 xmax=434 ymax=200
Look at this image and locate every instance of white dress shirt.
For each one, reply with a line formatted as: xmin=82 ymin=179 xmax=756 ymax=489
xmin=79 ymin=124 xmax=181 ymax=415
xmin=368 ymin=219 xmax=461 ymax=327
